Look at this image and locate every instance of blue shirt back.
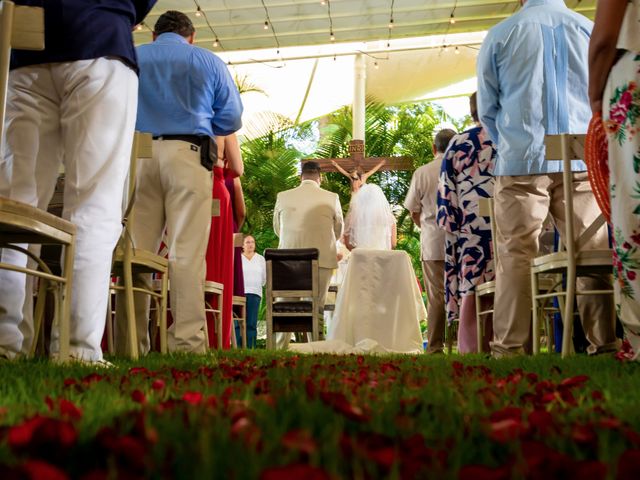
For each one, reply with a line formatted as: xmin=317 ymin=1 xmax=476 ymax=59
xmin=135 ymin=33 xmax=243 ymax=137
xmin=10 ymin=0 xmax=156 ymax=72
xmin=476 ymin=0 xmax=592 ymax=176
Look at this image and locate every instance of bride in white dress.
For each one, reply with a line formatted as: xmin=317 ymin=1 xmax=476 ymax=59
xmin=290 ymin=184 xmax=426 ymax=354
xmin=343 ymin=183 xmax=397 ymax=251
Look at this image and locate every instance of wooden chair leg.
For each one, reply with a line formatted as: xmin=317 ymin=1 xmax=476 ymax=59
xmin=531 ymin=271 xmax=540 ymax=354
xmin=123 ymin=257 xmax=138 ymax=360
xmin=160 ymin=275 xmax=168 ymax=354
xmin=57 ymin=241 xmax=74 ymax=362
xmin=561 ymin=275 xmax=576 ymax=359
xmin=475 ymin=292 xmax=483 ymax=353
xmin=217 ymin=293 xmax=223 ymax=350
xmin=241 ymin=303 xmax=247 ymax=348
xmin=30 ymin=279 xmax=48 ymax=357
xmin=105 ymin=288 xmax=115 ymax=355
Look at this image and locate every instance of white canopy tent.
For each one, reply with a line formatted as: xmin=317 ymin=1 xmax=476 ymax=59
xmin=134 ymin=1 xmax=596 ymax=138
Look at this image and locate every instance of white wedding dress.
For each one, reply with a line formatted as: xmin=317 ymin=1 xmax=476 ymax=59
xmin=290 ymin=185 xmax=426 ymax=355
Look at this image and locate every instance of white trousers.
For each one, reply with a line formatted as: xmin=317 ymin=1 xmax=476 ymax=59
xmin=0 ymin=58 xmax=138 ymax=360
xmin=114 ymin=140 xmax=213 ymax=354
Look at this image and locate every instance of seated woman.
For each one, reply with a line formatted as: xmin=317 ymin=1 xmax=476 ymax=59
xmin=437 ymin=92 xmax=496 ymax=354
xmin=343 ymin=183 xmax=397 ymax=250
xmin=331 ymin=159 xmax=385 ymax=196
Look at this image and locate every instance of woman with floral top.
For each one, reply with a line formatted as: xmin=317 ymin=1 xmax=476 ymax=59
xmin=589 ymin=0 xmax=640 ymax=360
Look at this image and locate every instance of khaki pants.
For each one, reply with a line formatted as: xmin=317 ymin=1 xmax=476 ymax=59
xmin=491 ymin=172 xmax=617 ymax=356
xmin=276 ymin=266 xmax=333 ymax=349
xmin=421 ymin=260 xmax=446 ymax=353
xmin=115 ymin=139 xmax=213 ymax=355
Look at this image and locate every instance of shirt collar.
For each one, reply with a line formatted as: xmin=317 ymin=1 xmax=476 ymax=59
xmin=434 ymin=152 xmax=445 ymax=162
xmin=301 ymin=179 xmax=320 ymax=188
xmin=523 ymin=0 xmax=566 ymax=9
xmin=155 ymin=32 xmax=190 ymax=45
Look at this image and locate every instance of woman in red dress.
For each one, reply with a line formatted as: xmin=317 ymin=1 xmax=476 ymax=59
xmin=205 ymin=134 xmax=243 ymax=348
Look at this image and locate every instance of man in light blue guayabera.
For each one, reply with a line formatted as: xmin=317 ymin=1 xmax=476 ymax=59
xmin=477 ymin=0 xmax=618 ymax=357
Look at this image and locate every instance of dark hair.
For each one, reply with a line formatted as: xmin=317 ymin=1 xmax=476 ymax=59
xmin=301 ymin=161 xmax=321 ymax=176
xmin=434 ymin=128 xmax=457 ymax=154
xmin=470 ymin=92 xmax=479 ymax=123
xmin=154 ymin=11 xmax=195 ymax=38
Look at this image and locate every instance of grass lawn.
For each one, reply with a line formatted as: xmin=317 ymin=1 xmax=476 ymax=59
xmin=0 ymin=352 xmax=639 ymax=479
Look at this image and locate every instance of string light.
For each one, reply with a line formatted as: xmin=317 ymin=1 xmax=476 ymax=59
xmin=440 ymin=0 xmax=458 ymax=54
xmin=450 ymin=13 xmax=456 ymax=24
xmin=374 ymin=61 xmax=379 ymax=69
xmin=260 ymin=0 xmax=281 ymax=54
xmin=387 ymin=0 xmax=395 ymax=50
xmin=326 ymin=0 xmax=335 ymax=43
xmin=191 ymin=1 xmax=224 ymax=50
xmin=135 ymin=24 xmax=143 ymax=31
xmin=455 ymin=46 xmax=460 ymax=54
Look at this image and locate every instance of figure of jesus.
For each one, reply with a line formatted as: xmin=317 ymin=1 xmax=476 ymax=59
xmin=331 ymin=159 xmax=385 ymax=195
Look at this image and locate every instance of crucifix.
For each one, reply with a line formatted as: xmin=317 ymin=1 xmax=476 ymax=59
xmin=305 ymin=54 xmax=413 ymax=175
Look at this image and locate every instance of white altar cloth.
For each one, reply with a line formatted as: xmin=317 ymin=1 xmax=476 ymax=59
xmin=291 ymin=249 xmax=426 ymax=354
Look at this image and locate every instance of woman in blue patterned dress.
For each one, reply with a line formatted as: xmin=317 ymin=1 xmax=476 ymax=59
xmin=589 ymin=0 xmax=640 ymax=360
xmin=437 ymin=93 xmax=497 ymax=353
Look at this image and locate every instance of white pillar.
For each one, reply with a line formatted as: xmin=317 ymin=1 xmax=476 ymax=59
xmin=353 ymin=53 xmax=366 ymax=142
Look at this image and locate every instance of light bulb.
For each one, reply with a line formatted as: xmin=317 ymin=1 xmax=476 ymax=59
xmin=374 ymin=62 xmax=379 ymax=69
xmin=321 ymin=0 xmax=326 ymax=4
xmin=443 ymin=45 xmax=449 ymax=52
xmin=388 ymin=18 xmax=394 ymax=29
xmin=450 ymin=14 xmax=456 ymax=24
xmin=135 ymin=24 xmax=142 ymax=31
xmin=213 ymin=38 xmax=219 ymax=47
xmin=330 ymin=31 xmax=335 ymax=41
xmin=455 ymin=46 xmax=460 ymax=54
xmin=264 ymin=21 xmax=269 ymax=30
xmin=195 ymin=7 xmax=202 ymax=17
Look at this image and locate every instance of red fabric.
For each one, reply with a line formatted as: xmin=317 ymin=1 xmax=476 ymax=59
xmin=205 ymin=167 xmax=234 ymax=349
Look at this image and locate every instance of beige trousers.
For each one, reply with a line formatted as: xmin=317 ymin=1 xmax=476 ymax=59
xmin=421 ymin=260 xmax=446 ymax=353
xmin=276 ymin=266 xmax=333 ymax=349
xmin=491 ymin=172 xmax=617 ymax=356
xmin=115 ymin=139 xmax=212 ymax=354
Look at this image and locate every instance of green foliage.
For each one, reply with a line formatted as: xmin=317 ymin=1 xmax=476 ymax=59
xmin=240 ymin=100 xmax=460 ymax=285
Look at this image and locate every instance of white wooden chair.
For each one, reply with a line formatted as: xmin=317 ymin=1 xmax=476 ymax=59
xmin=0 ymin=3 xmax=75 ymax=362
xmin=474 ymin=197 xmax=497 ymax=353
xmin=531 ymin=134 xmax=614 ymax=357
xmin=231 ymin=295 xmax=247 ymax=348
xmin=109 ymin=133 xmax=169 ymax=358
xmin=204 ymin=280 xmax=224 ymax=348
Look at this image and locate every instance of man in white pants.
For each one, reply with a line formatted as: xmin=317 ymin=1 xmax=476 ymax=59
xmin=0 ymin=0 xmax=157 ymax=363
xmin=114 ymin=11 xmax=243 ymax=354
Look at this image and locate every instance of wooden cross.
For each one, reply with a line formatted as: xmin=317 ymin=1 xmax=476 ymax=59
xmin=306 ymin=140 xmax=414 ymax=174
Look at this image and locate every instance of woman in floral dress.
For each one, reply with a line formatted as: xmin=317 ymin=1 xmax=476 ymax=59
xmin=437 ymin=93 xmax=496 ymax=353
xmin=589 ymin=0 xmax=640 ymax=360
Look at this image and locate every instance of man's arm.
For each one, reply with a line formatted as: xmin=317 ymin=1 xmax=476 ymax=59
xmin=588 ymin=0 xmax=627 ymax=113
xmin=333 ymin=195 xmax=344 ymax=240
xmin=210 ymin=56 xmax=244 ymax=136
xmin=331 ymin=160 xmax=351 ymax=179
xmin=273 ymin=195 xmax=282 ymax=238
xmin=361 ymin=160 xmax=385 ymax=182
xmin=404 ymin=171 xmax=422 ymax=227
xmin=476 ymin=36 xmax=500 ymax=143
xmin=133 ymin=1 xmax=157 ymax=24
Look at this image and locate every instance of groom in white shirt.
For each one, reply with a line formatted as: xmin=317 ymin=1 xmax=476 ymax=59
xmin=273 ymin=161 xmax=344 ymax=348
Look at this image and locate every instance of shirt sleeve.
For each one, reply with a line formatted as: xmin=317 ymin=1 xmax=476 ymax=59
xmin=133 ymin=1 xmax=157 ymax=24
xmin=210 ymin=55 xmax=244 ymax=136
xmin=334 ymin=194 xmax=344 ymax=240
xmin=476 ymin=34 xmax=500 ymax=144
xmin=273 ymin=194 xmax=282 ymax=238
xmin=437 ymin=140 xmax=461 ymax=234
xmin=260 ymin=255 xmax=266 ymax=287
xmin=403 ymin=172 xmax=422 ymax=213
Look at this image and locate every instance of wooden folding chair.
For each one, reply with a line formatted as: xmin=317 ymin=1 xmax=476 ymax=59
xmin=531 ymin=134 xmax=613 ymax=357
xmin=474 ymin=197 xmax=497 ymax=353
xmin=204 ymin=280 xmax=224 ymax=348
xmin=232 ymin=295 xmax=247 ymax=348
xmin=264 ymin=248 xmax=319 ymax=350
xmin=109 ymin=133 xmax=169 ymax=358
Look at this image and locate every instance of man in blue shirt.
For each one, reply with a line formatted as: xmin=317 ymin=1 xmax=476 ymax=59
xmin=114 ymin=11 xmax=243 ymax=355
xmin=0 ymin=0 xmax=156 ymax=364
xmin=477 ymin=0 xmax=617 ymax=356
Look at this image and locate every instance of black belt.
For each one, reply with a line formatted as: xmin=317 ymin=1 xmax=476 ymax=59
xmin=152 ymin=134 xmax=203 ymax=146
